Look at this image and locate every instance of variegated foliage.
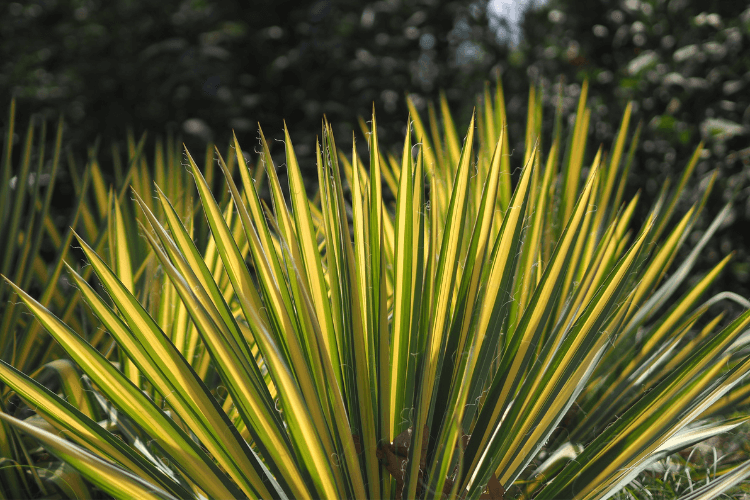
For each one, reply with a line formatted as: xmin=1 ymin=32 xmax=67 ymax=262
xmin=2 ymin=80 xmax=750 ymax=500
xmin=0 ymin=101 xmax=246 ymax=499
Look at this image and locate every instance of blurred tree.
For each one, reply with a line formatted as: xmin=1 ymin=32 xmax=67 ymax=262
xmin=0 ymin=0 xmax=510 ymax=176
xmin=515 ymin=0 xmax=750 ymax=298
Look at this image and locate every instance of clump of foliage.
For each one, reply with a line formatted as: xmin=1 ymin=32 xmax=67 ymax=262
xmin=2 ymin=81 xmax=750 ymax=499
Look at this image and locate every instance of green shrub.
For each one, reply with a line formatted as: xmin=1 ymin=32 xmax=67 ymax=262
xmin=2 ymin=80 xmax=750 ymax=499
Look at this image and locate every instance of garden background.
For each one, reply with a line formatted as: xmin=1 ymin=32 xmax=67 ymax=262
xmin=2 ymin=0 xmax=749 ymax=303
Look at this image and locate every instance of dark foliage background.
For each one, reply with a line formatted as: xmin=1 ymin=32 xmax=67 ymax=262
xmin=1 ymin=0 xmax=749 ymax=298
xmin=0 ymin=0 xmax=507 ymax=171
xmin=518 ymin=0 xmax=750 ymax=304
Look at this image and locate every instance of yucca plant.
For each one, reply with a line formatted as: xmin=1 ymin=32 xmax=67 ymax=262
xmin=0 ymin=100 xmax=244 ymax=498
xmin=0 ymin=100 xmax=97 ymax=498
xmin=0 ymin=100 xmax=187 ymax=377
xmin=1 ymin=79 xmax=750 ymax=500
xmin=0 ymin=101 xmax=73 ymax=370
